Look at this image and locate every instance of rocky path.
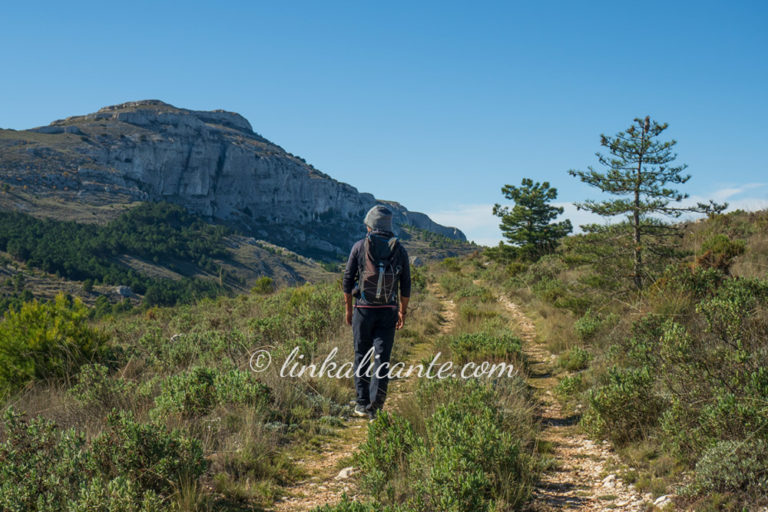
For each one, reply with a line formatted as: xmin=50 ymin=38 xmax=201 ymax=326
xmin=271 ymin=286 xmax=456 ymax=511
xmin=497 ymin=295 xmax=658 ymax=511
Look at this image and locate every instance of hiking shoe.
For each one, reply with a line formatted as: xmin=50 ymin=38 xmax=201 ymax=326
xmin=366 ymin=408 xmax=378 ymax=422
xmin=353 ymin=404 xmax=368 ymax=417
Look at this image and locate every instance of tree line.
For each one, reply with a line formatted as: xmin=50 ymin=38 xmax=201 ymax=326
xmin=0 ymin=202 xmax=230 ymax=309
xmin=492 ymin=116 xmax=725 ymax=289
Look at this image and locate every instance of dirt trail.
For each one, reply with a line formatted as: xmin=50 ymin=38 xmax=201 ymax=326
xmin=271 ymin=285 xmax=456 ymax=511
xmin=497 ymin=295 xmax=654 ymax=512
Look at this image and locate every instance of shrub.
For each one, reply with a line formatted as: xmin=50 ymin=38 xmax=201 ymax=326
xmin=448 ymin=331 xmax=522 ymax=364
xmin=582 ymin=366 xmax=666 ymax=445
xmin=454 ymin=284 xmax=495 ymax=302
xmin=441 ymin=257 xmax=461 ymax=272
xmin=409 ymin=383 xmax=535 ymax=511
xmin=251 ymin=276 xmax=275 ymax=294
xmin=0 ymin=409 xmax=180 ymax=511
xmin=411 ymin=400 xmax=529 ymax=511
xmin=0 ymin=293 xmax=107 ymax=396
xmin=311 ymin=497 xmax=402 ymax=512
xmin=151 ymin=367 xmax=270 ymax=419
xmin=410 ymin=265 xmax=427 ymax=292
xmin=557 ymin=346 xmax=591 ymax=371
xmin=457 ymin=303 xmax=498 ymax=324
xmin=69 ymin=363 xmax=135 ymax=410
xmin=695 ymin=234 xmax=746 ymax=274
xmin=574 ymin=309 xmax=602 ymax=341
xmin=355 ymin=412 xmax=419 ymax=501
xmin=0 ymin=408 xmax=93 ymax=511
xmin=91 ymin=411 xmax=208 ymax=496
xmin=655 ymin=278 xmax=768 ymax=459
xmin=690 ymin=440 xmax=768 ymax=496
xmin=355 ymin=381 xmax=537 ymax=511
xmin=555 ymin=373 xmax=586 ymax=397
xmin=438 ymin=273 xmax=469 ymax=294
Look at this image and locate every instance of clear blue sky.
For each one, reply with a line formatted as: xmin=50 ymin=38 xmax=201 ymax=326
xmin=2 ymin=1 xmax=766 ymax=244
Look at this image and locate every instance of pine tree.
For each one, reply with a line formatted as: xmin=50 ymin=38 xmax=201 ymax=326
xmin=492 ymin=178 xmax=572 ymax=260
xmin=569 ymin=116 xmax=725 ymax=289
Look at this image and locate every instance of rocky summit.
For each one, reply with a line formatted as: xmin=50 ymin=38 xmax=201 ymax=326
xmin=0 ymin=100 xmax=464 ymax=258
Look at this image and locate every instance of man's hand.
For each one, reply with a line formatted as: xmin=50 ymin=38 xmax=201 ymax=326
xmin=346 ymin=307 xmax=353 ymax=326
xmin=396 ymin=296 xmax=410 ymax=330
xmin=344 ymin=293 xmax=354 ymax=326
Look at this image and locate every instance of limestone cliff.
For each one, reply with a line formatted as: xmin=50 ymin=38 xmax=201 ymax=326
xmin=0 ymin=100 xmax=465 ymax=258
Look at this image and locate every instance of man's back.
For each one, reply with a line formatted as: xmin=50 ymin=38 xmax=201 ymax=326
xmin=342 ymin=205 xmax=412 ymax=421
xmin=342 ymin=231 xmax=411 ymax=308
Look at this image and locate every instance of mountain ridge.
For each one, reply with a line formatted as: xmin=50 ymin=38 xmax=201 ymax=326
xmin=0 ymin=100 xmax=465 ymax=259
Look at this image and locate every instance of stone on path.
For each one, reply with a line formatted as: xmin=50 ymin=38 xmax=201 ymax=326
xmin=335 ymin=467 xmax=356 ymax=480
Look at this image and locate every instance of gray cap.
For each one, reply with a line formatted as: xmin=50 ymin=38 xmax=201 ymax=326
xmin=364 ymin=205 xmax=393 ymax=232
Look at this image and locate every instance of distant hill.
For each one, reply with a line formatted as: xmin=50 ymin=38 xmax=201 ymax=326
xmin=0 ymin=100 xmax=464 ymax=260
xmin=0 ymin=103 xmax=475 ymax=309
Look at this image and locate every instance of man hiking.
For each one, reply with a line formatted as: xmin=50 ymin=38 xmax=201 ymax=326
xmin=342 ymin=205 xmax=411 ymax=421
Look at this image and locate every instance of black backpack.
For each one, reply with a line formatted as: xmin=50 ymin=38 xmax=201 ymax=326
xmin=356 ymin=233 xmax=402 ymax=305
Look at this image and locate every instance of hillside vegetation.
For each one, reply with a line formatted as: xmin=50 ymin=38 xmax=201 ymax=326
xmin=482 ymin=209 xmax=768 ymax=510
xmin=0 ymin=235 xmax=546 ymax=512
xmin=1 ymin=207 xmax=766 ymax=511
xmin=1 ymin=280 xmax=362 ymax=509
xmin=0 ymin=200 xmax=475 ymax=316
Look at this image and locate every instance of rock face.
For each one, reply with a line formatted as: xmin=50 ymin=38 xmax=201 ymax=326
xmin=0 ymin=100 xmax=464 ymax=258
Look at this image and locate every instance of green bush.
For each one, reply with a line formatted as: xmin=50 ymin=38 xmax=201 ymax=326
xmin=91 ymin=411 xmax=208 ymax=496
xmin=573 ymin=310 xmax=602 ymax=341
xmin=251 ymin=276 xmax=275 ymax=294
xmin=554 ymin=373 xmax=586 ymax=397
xmin=457 ymin=303 xmax=499 ymax=323
xmin=0 ymin=409 xmax=94 ymax=511
xmin=311 ymin=497 xmax=403 ymax=511
xmin=151 ymin=367 xmax=270 ymax=419
xmin=557 ymin=346 xmax=591 ymax=371
xmin=690 ymin=440 xmax=768 ymax=496
xmin=138 ymin=327 xmax=249 ymax=370
xmin=654 ymin=278 xmax=768 ymax=460
xmin=355 ymin=381 xmax=536 ymax=512
xmin=448 ymin=331 xmax=522 ymax=364
xmin=410 ymin=397 xmax=531 ymax=511
xmin=695 ymin=234 xmax=746 ymax=273
xmin=0 ymin=293 xmax=107 ymax=396
xmin=0 ymin=409 xmax=195 ymax=511
xmin=441 ymin=257 xmax=461 ymax=272
xmin=454 ymin=284 xmax=495 ymax=302
xmin=410 ymin=265 xmax=428 ymax=293
xmin=69 ymin=363 xmax=135 ymax=410
xmin=582 ymin=366 xmax=666 ymax=445
xmin=355 ymin=412 xmax=419 ymax=501
xmin=438 ymin=273 xmax=470 ymax=294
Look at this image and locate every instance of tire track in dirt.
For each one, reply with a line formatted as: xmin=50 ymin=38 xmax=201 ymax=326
xmin=497 ymin=295 xmax=654 ymax=512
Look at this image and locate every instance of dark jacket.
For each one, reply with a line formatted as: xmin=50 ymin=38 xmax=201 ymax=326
xmin=342 ymin=231 xmax=411 ymax=307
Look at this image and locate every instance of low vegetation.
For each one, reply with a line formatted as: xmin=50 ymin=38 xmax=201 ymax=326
xmin=490 ymin=208 xmax=768 ymax=510
xmin=0 ymin=257 xmax=443 ymax=510
xmin=0 ymin=281 xmax=351 ymax=508
xmin=318 ymin=262 xmax=539 ymax=512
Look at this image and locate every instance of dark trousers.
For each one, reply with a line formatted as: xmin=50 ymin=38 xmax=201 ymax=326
xmin=352 ymin=307 xmax=397 ymax=410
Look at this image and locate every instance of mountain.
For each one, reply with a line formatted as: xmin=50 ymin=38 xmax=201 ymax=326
xmin=0 ymin=100 xmax=464 ymax=260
